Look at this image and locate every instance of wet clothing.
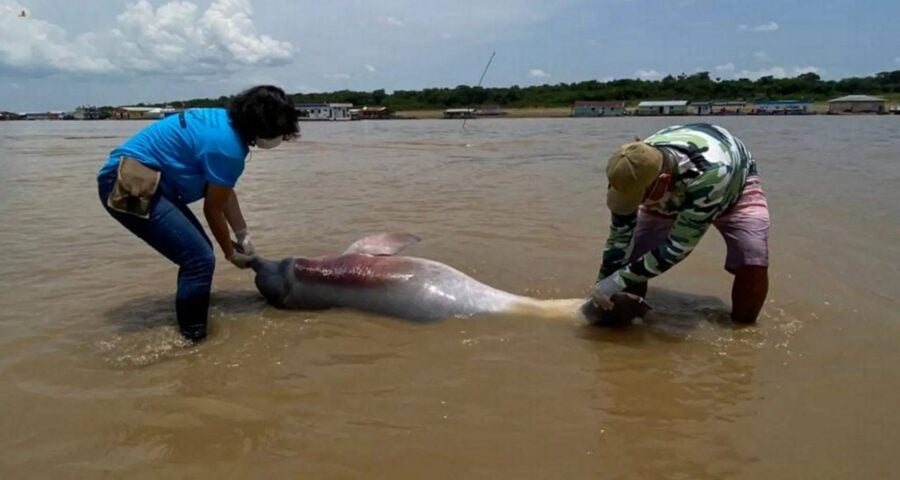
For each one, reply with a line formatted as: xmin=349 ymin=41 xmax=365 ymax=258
xmin=97 ymin=173 xmax=214 ymax=340
xmin=600 ymin=123 xmax=764 ymax=288
xmin=97 ymin=108 xmax=247 ymax=341
xmin=626 ymin=177 xmax=769 ymax=274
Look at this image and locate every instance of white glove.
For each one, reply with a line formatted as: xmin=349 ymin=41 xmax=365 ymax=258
xmin=228 ymin=250 xmax=255 ymax=269
xmin=234 ymin=228 xmax=255 ymax=256
xmin=589 ymin=276 xmax=622 ymax=310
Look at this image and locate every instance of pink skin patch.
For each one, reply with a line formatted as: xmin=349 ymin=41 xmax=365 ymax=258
xmin=293 ymin=254 xmax=417 ymax=287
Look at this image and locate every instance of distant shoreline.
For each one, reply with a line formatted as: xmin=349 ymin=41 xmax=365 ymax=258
xmin=394 ymin=106 xmax=900 ymax=119
xmin=3 ymin=104 xmax=898 ymax=122
xmin=396 ymin=108 xmax=573 ymax=119
xmin=396 ymin=102 xmax=900 ymax=119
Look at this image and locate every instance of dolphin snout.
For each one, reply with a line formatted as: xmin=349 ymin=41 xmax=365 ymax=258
xmin=253 ymin=258 xmax=290 ymax=308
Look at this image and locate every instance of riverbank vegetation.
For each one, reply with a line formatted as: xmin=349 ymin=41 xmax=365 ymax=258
xmin=101 ymin=70 xmax=900 ymax=112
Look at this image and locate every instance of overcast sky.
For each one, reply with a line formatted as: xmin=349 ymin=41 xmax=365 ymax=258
xmin=1 ymin=0 xmax=898 ymax=111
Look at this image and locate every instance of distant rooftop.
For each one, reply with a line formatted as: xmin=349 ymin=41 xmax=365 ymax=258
xmin=637 ymin=100 xmax=689 ymax=107
xmin=574 ymin=100 xmax=625 ymax=108
xmin=295 ymin=103 xmax=353 ymax=108
xmin=693 ymin=101 xmax=748 ymax=106
xmin=753 ymin=100 xmax=811 ymax=105
xmin=827 ymin=95 xmax=885 ymax=103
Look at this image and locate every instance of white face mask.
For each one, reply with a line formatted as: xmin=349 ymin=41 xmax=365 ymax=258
xmin=255 ymin=136 xmax=283 ymax=149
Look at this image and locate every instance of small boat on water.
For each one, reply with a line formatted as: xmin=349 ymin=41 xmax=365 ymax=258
xmin=443 ymin=108 xmax=477 ymax=119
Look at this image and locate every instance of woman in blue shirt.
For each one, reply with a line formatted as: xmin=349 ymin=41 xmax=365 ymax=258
xmin=97 ymin=85 xmax=299 ymax=342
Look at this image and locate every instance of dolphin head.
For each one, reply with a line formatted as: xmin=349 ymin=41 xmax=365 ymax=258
xmin=251 ymin=257 xmax=294 ymax=308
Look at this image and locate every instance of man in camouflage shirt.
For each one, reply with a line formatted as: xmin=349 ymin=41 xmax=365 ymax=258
xmin=589 ymin=123 xmax=770 ymax=324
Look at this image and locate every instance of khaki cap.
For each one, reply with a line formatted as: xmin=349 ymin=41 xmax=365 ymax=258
xmin=605 ymin=141 xmax=663 ymax=215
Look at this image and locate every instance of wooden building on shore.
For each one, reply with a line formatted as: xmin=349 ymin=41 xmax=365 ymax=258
xmin=112 ymin=107 xmax=177 ymax=120
xmin=690 ymin=101 xmax=747 ymax=115
xmin=443 ymin=108 xmax=476 ymax=119
xmin=74 ymin=106 xmax=107 ymax=120
xmin=350 ymin=106 xmax=393 ymax=120
xmin=295 ymin=103 xmax=353 ymax=121
xmin=22 ymin=111 xmax=64 ymax=120
xmin=750 ymin=100 xmax=812 ymax=115
xmin=826 ymin=95 xmax=886 ymax=114
xmin=572 ymin=101 xmax=626 ymax=117
xmin=635 ymin=100 xmax=689 ymax=116
xmin=476 ymin=104 xmax=507 ymax=116
xmin=112 ymin=107 xmax=153 ymax=120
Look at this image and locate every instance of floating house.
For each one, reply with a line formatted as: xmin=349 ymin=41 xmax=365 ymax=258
xmin=827 ymin=95 xmax=886 ymax=114
xmin=148 ymin=107 xmax=178 ymax=119
xmin=351 ymin=106 xmax=393 ymax=120
xmin=476 ymin=104 xmax=507 ymax=116
xmin=751 ymin=100 xmax=812 ymax=115
xmin=443 ymin=108 xmax=476 ymax=119
xmin=713 ymin=101 xmax=748 ymax=115
xmin=635 ymin=100 xmax=689 ymax=116
xmin=22 ymin=111 xmax=64 ymax=120
xmin=112 ymin=106 xmax=176 ymax=120
xmin=572 ymin=101 xmax=626 ymax=117
xmin=295 ymin=103 xmax=353 ymax=121
xmin=690 ymin=101 xmax=713 ymax=116
xmin=690 ymin=101 xmax=747 ymax=115
xmin=73 ymin=107 xmax=106 ymax=120
xmin=112 ymin=107 xmax=153 ymax=120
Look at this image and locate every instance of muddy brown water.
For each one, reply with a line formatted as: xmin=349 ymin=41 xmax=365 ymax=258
xmin=0 ymin=117 xmax=898 ymax=479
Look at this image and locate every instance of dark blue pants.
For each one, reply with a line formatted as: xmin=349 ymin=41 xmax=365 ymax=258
xmin=98 ymin=172 xmax=214 ymax=341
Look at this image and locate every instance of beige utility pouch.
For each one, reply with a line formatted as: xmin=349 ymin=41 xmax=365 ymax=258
xmin=106 ymin=157 xmax=161 ymax=219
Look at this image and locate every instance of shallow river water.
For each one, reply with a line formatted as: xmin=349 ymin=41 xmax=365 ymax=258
xmin=0 ymin=116 xmax=898 ymax=479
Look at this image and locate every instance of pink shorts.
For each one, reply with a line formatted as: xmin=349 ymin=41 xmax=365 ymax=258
xmin=631 ymin=177 xmax=770 ymax=273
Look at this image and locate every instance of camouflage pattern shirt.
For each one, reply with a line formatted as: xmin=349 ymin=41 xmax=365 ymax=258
xmin=599 ymin=123 xmax=758 ymax=288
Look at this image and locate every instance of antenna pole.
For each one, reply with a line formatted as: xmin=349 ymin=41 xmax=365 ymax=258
xmin=463 ymin=51 xmax=495 ymax=129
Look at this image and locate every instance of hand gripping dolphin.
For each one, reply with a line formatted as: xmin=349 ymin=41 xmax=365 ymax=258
xmin=246 ymin=233 xmax=649 ymax=324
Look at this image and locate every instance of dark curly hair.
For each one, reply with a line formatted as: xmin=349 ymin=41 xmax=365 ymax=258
xmin=228 ymin=85 xmax=299 ymax=145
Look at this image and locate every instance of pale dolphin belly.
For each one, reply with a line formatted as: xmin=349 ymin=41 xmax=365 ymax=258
xmin=282 ymin=255 xmax=524 ymax=322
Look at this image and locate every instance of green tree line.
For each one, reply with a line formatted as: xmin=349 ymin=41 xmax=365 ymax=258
xmin=154 ymin=70 xmax=900 ymax=110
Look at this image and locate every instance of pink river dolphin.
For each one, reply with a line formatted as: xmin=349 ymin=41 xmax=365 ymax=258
xmin=247 ymin=233 xmax=648 ymax=324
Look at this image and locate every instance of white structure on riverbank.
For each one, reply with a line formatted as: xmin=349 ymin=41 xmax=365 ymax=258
xmin=635 ymin=100 xmax=689 ymax=116
xmin=295 ymin=103 xmax=353 ymax=121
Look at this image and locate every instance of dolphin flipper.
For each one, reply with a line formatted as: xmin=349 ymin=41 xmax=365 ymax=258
xmin=343 ymin=233 xmax=422 ymax=256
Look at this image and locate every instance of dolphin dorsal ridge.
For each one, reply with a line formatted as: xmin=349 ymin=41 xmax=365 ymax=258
xmin=342 ymin=233 xmax=422 ymax=256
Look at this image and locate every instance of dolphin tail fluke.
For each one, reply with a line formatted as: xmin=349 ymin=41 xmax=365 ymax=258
xmin=507 ymin=293 xmax=652 ymax=324
xmin=505 ymin=297 xmax=587 ymax=322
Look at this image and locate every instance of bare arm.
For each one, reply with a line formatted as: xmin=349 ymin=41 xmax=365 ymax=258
xmin=204 ymin=184 xmax=236 ymax=260
xmin=224 ymin=190 xmax=247 ymax=234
